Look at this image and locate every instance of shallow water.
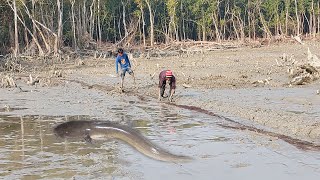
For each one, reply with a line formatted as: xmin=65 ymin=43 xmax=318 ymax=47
xmin=1 ymin=95 xmax=320 ymax=180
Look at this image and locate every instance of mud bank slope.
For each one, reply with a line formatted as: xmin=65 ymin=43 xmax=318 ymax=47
xmin=67 ymin=41 xmax=320 ymax=145
xmin=1 ymin=41 xmax=320 ymax=145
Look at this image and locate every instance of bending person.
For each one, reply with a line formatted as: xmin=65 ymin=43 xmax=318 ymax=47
xmin=158 ymin=70 xmax=176 ymax=102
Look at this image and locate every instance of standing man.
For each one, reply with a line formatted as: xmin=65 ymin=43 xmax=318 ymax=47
xmin=115 ymin=48 xmax=135 ymax=90
xmin=158 ymin=70 xmax=176 ymax=102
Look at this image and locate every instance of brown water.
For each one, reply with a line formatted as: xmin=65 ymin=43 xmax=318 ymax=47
xmin=0 ymin=81 xmax=320 ymax=179
xmin=1 ymin=101 xmax=320 ymax=179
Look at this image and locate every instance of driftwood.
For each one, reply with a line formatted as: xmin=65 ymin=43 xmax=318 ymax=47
xmin=50 ymin=70 xmax=63 ymax=78
xmin=289 ymin=64 xmax=319 ymax=85
xmin=277 ymin=48 xmax=320 ymax=86
xmin=1 ymin=75 xmax=17 ymax=88
xmin=252 ymin=77 xmax=272 ymax=86
xmin=134 ymin=40 xmax=241 ymax=59
xmin=0 ymin=39 xmax=242 ymax=67
xmin=27 ymin=74 xmax=39 ymax=86
xmin=291 ymin=35 xmax=305 ymax=45
xmin=0 ymin=57 xmax=23 ymax=72
xmin=290 ymin=72 xmax=314 ymax=85
xmin=75 ymin=58 xmax=85 ymax=66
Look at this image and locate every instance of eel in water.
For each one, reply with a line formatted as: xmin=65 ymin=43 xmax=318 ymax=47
xmin=54 ymin=120 xmax=192 ymax=163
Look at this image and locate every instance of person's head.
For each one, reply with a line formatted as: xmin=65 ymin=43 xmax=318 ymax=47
xmin=165 ymin=70 xmax=173 ymax=81
xmin=118 ymin=48 xmax=124 ymax=56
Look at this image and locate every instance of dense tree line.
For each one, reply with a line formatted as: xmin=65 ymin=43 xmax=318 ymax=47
xmin=0 ymin=0 xmax=320 ymax=56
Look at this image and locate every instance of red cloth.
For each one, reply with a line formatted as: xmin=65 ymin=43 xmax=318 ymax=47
xmin=165 ymin=70 xmax=173 ymax=77
xmin=159 ymin=70 xmax=176 ymax=89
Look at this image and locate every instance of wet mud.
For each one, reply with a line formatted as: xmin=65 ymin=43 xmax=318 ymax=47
xmin=68 ymin=79 xmax=320 ymax=151
xmin=1 ymin=80 xmax=320 ymax=179
xmin=1 ymin=43 xmax=320 ymax=179
xmin=171 ymin=104 xmax=320 ymax=151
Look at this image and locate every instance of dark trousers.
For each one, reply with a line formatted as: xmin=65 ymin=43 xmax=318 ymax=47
xmin=160 ymin=83 xmax=171 ymax=97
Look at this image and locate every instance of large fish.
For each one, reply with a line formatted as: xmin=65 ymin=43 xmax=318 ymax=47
xmin=54 ymin=120 xmax=192 ymax=163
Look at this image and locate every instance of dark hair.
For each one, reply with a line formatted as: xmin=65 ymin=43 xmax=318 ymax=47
xmin=118 ymin=48 xmax=124 ymax=54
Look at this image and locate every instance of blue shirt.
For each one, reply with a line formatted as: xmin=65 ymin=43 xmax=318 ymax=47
xmin=115 ymin=53 xmax=131 ymax=73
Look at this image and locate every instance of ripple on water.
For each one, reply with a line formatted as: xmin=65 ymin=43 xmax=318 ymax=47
xmin=0 ymin=99 xmax=320 ymax=180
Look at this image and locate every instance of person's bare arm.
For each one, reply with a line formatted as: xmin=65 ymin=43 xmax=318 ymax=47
xmin=169 ymin=88 xmax=175 ymax=102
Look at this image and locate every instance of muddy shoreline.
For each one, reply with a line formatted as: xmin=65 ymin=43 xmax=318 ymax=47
xmin=1 ymin=41 xmax=320 ymax=146
xmin=1 ymin=42 xmax=320 ymax=179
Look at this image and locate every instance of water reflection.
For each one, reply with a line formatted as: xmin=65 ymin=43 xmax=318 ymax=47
xmin=130 ymin=119 xmax=151 ymax=134
xmin=0 ymin=108 xmax=205 ymax=179
xmin=0 ymin=115 xmax=133 ymax=179
xmin=0 ymin=100 xmax=320 ymax=180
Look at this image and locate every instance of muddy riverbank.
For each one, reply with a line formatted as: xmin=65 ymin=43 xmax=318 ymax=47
xmin=2 ymin=41 xmax=320 ymax=144
xmin=39 ymin=40 xmax=320 ymax=145
xmin=1 ymin=80 xmax=320 ymax=179
xmin=1 ymin=41 xmax=320 ymax=179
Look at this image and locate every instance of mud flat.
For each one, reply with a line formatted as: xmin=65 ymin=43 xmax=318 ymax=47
xmin=0 ymin=80 xmax=320 ymax=180
xmin=0 ymin=41 xmax=320 ymax=179
xmin=2 ymin=41 xmax=320 ymax=144
xmin=135 ymin=41 xmax=320 ymax=145
xmin=46 ymin=41 xmax=320 ymax=145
